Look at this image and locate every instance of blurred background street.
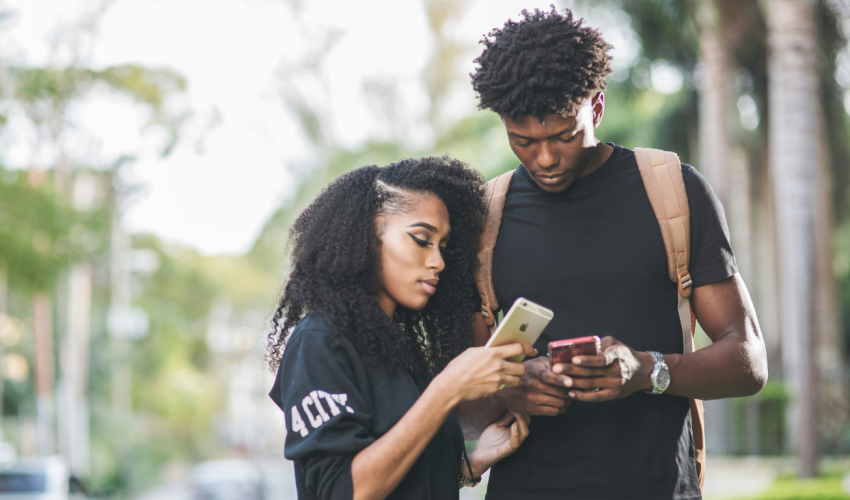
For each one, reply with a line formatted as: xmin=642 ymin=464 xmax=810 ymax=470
xmin=1 ymin=0 xmax=849 ymax=498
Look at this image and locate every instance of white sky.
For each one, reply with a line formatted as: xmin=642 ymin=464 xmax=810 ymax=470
xmin=0 ymin=0 xmax=638 ymax=255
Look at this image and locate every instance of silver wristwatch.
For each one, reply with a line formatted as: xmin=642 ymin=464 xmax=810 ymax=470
xmin=645 ymin=351 xmax=670 ymax=395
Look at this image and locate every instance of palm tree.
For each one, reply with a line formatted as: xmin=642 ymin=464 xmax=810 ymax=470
xmin=766 ymin=0 xmax=822 ymax=477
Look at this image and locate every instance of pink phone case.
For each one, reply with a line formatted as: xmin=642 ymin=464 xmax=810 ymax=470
xmin=548 ymin=336 xmax=601 ymax=365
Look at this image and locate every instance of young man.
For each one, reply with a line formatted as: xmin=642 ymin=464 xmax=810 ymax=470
xmin=461 ymin=7 xmax=768 ymax=500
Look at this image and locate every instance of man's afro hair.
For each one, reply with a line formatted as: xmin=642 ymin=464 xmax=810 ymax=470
xmin=470 ymin=6 xmax=613 ymax=121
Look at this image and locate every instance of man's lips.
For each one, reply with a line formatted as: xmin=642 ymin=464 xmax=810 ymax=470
xmin=419 ymin=279 xmax=439 ymax=295
xmin=537 ymin=173 xmax=565 ymax=185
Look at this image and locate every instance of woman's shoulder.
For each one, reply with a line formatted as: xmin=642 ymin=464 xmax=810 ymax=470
xmin=290 ymin=314 xmax=334 ymax=338
xmin=285 ymin=314 xmax=358 ymax=360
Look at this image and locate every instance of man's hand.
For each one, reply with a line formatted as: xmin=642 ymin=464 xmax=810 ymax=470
xmin=492 ymin=357 xmax=573 ymax=416
xmin=552 ymin=336 xmax=655 ymax=402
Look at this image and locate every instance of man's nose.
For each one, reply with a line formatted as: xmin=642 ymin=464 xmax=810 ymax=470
xmin=537 ymin=142 xmax=559 ymax=169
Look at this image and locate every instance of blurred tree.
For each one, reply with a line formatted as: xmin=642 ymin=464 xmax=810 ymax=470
xmin=0 ymin=25 xmax=186 ymax=483
xmin=423 ymin=0 xmax=471 ymax=132
xmin=767 ymin=0 xmax=825 ymax=478
xmin=595 ymin=0 xmax=850 ymax=470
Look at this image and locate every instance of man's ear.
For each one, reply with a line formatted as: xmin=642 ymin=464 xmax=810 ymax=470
xmin=592 ymin=92 xmax=605 ymax=128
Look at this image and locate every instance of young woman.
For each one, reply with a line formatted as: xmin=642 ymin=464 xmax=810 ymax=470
xmin=267 ymin=157 xmax=534 ymax=500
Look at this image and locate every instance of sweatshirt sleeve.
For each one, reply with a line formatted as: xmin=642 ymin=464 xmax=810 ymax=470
xmin=270 ymin=324 xmax=375 ymax=500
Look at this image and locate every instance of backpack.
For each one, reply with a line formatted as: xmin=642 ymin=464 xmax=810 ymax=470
xmin=474 ymin=147 xmax=706 ymax=490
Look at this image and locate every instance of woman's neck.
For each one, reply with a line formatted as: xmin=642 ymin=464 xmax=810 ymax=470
xmin=373 ymin=290 xmax=397 ymax=317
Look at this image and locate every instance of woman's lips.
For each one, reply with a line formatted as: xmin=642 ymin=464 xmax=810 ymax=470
xmin=419 ymin=279 xmax=438 ymax=295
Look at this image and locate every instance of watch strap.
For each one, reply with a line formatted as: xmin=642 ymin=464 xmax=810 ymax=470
xmin=646 ymin=351 xmax=668 ymax=395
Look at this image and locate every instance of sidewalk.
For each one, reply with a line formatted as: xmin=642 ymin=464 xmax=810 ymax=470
xmin=702 ymin=456 xmax=786 ymax=499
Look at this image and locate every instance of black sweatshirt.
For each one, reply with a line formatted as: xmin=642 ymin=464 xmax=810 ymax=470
xmin=269 ymin=315 xmax=464 ymax=500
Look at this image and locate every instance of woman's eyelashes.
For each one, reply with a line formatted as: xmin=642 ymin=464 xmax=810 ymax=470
xmin=408 ymin=233 xmax=430 ymax=247
xmin=408 ymin=233 xmax=450 ymax=255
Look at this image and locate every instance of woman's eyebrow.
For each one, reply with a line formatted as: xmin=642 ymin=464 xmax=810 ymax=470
xmin=407 ymin=222 xmax=438 ymax=233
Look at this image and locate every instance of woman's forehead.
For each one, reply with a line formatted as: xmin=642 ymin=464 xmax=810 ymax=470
xmin=388 ymin=195 xmax=451 ymax=235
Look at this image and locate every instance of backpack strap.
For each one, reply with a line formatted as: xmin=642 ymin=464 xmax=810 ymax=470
xmin=634 ymin=147 xmax=705 ymax=491
xmin=475 ymin=170 xmax=514 ymax=330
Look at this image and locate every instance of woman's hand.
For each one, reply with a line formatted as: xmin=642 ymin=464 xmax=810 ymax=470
xmin=465 ymin=411 xmax=530 ymax=479
xmin=434 ymin=343 xmax=535 ymax=404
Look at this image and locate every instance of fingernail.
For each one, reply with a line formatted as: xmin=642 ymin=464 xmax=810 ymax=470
xmin=553 ymin=365 xmax=562 ymax=374
xmin=563 ymin=377 xmax=573 ymax=387
xmin=533 ymin=348 xmax=538 ymax=355
xmin=573 ymin=357 xmax=581 ymax=365
xmin=568 ymin=391 xmax=576 ymax=398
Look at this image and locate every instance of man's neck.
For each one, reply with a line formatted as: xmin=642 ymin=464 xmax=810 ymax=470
xmin=578 ymin=141 xmax=614 ymax=179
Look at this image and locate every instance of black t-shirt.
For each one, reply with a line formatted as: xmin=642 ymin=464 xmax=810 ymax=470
xmin=269 ymin=315 xmax=463 ymax=500
xmin=486 ymin=145 xmax=736 ymax=500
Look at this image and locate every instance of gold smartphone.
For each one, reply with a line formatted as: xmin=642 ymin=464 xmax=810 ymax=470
xmin=484 ymin=297 xmax=554 ymax=362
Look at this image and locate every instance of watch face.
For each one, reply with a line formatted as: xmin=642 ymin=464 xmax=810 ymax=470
xmin=655 ymin=368 xmax=671 ymax=391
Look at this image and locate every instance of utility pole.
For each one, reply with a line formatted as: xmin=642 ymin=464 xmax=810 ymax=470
xmin=107 ymin=162 xmax=151 ymax=490
xmin=58 ymin=262 xmax=92 ymax=476
xmin=58 ymin=171 xmax=100 ymax=476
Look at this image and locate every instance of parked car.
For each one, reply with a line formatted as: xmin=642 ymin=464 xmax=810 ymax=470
xmin=0 ymin=456 xmax=88 ymax=500
xmin=191 ymin=460 xmax=262 ymax=500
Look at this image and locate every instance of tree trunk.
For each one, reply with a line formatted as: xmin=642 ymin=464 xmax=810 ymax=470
xmin=815 ymin=124 xmax=845 ymax=452
xmin=766 ymin=0 xmax=821 ymax=477
xmin=698 ymin=0 xmax=757 ymax=455
xmin=698 ymin=3 xmax=731 ymax=209
xmin=31 ymin=292 xmax=55 ymax=455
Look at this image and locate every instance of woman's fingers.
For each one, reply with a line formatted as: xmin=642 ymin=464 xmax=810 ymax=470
xmin=490 ymin=342 xmax=536 ymax=360
xmin=510 ymin=421 xmax=521 ymax=449
xmin=514 ymin=412 xmax=530 ymax=438
xmin=501 ymin=374 xmax=521 ymax=387
xmin=500 ymin=359 xmax=527 ymax=376
xmin=494 ymin=410 xmax=516 ymax=427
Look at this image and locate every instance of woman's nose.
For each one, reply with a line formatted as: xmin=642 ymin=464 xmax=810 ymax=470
xmin=426 ymin=247 xmax=445 ymax=273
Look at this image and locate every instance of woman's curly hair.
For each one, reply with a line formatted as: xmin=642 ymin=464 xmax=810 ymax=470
xmin=266 ymin=156 xmax=486 ymax=378
xmin=470 ymin=6 xmax=613 ymax=122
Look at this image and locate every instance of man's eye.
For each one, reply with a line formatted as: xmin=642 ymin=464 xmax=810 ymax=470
xmin=559 ymin=136 xmax=576 ymax=143
xmin=515 ymin=141 xmax=531 ymax=147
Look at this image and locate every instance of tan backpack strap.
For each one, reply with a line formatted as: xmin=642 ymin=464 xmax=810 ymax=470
xmin=691 ymin=398 xmax=706 ymax=490
xmin=634 ymin=147 xmax=704 ymax=491
xmin=634 ymin=148 xmax=692 ymax=297
xmin=475 ymin=171 xmax=514 ymax=327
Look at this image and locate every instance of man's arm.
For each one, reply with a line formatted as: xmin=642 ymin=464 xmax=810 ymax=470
xmin=666 ymin=273 xmax=768 ymax=398
xmin=554 ymin=274 xmax=768 ymax=401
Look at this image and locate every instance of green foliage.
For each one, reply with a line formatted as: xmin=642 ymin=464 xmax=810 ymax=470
xmin=97 ymin=65 xmax=186 ymax=109
xmin=596 ymin=81 xmax=697 ymax=163
xmin=9 ymin=64 xmax=184 ymax=111
xmin=757 ymin=380 xmax=790 ymax=402
xmin=7 ymin=64 xmax=186 ymax=156
xmin=10 ymin=66 xmax=86 ymax=106
xmin=0 ymin=168 xmax=109 ymax=291
xmin=613 ymin=0 xmax=699 ymax=69
xmin=725 ymin=472 xmax=850 ymax=500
